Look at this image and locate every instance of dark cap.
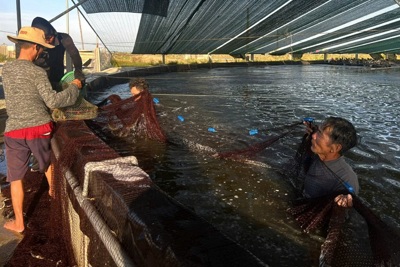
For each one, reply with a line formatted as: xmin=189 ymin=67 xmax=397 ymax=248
xmin=31 ymin=17 xmax=57 ymax=37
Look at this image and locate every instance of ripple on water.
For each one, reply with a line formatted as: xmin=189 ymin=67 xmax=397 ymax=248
xmin=88 ymin=65 xmax=400 ymax=266
xmin=385 ymin=178 xmax=400 ymax=189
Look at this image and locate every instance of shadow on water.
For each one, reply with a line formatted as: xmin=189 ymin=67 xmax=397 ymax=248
xmin=86 ymin=65 xmax=400 ymax=266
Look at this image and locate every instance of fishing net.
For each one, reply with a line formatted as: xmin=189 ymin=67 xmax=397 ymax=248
xmin=87 ymin=98 xmax=400 ymax=267
xmin=51 ymin=71 xmax=98 ymax=121
xmin=216 ymin=121 xmax=302 ymax=159
xmin=4 ymin=82 xmax=399 ymax=266
xmin=89 ymin=89 xmax=167 ymax=143
xmin=287 ymin=133 xmax=400 ymax=267
xmin=23 ymin=119 xmax=264 ymax=266
xmin=50 ymin=121 xmax=127 ymax=267
xmin=210 ymin=118 xmax=400 ymax=266
xmin=2 ymin=171 xmax=72 ymax=267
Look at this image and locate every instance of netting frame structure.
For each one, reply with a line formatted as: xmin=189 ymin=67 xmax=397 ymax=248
xmin=51 ymin=114 xmax=267 ymax=266
xmin=51 ymin=122 xmax=135 ymax=267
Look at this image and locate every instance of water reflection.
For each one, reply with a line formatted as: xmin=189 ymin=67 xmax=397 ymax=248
xmin=88 ymin=65 xmax=400 ymax=266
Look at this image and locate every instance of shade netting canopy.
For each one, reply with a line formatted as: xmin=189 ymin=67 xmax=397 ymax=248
xmin=77 ymin=0 xmax=400 ymax=56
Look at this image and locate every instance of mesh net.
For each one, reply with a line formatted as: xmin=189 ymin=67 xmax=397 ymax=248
xmin=86 ymin=96 xmax=400 ymax=266
xmin=216 ymin=121 xmax=302 ymax=159
xmin=1 ymin=172 xmax=71 ymax=266
xmin=47 ymin=121 xmax=264 ymax=266
xmin=90 ymin=90 xmax=167 ymax=143
xmin=287 ymin=133 xmax=400 ymax=267
xmin=4 ymin=84 xmax=400 ymax=266
xmin=51 ymin=71 xmax=98 ymax=121
xmin=50 ymin=121 xmax=125 ymax=267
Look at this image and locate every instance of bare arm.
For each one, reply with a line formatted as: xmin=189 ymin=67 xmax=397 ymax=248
xmin=60 ymin=33 xmax=84 ymax=80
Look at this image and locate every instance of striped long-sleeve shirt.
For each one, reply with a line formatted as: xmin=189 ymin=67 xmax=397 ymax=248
xmin=2 ymin=59 xmax=79 ymax=133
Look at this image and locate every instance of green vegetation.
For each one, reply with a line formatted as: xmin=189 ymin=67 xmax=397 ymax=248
xmin=0 ymin=50 xmax=385 ymax=67
xmin=0 ymin=54 xmax=7 ymax=62
xmin=108 ymin=52 xmax=379 ymax=67
xmin=0 ymin=54 xmax=16 ymax=63
xmin=111 ymin=53 xmax=159 ymax=67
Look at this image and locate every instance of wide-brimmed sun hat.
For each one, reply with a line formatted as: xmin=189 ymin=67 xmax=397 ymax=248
xmin=7 ymin=26 xmax=55 ymax=48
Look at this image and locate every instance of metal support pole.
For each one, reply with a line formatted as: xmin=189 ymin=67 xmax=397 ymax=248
xmin=49 ymin=0 xmax=90 ymax=23
xmin=15 ymin=0 xmax=21 ymax=58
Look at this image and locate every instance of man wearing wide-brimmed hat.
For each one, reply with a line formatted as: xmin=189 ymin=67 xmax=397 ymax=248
xmin=2 ymin=26 xmax=83 ymax=233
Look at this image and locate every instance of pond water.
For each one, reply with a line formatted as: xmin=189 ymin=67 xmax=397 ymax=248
xmin=87 ymin=64 xmax=400 ymax=266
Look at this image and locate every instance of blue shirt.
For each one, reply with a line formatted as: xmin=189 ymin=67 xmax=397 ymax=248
xmin=303 ymin=155 xmax=359 ymax=198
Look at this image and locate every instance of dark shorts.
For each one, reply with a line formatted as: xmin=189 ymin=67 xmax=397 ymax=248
xmin=5 ymin=136 xmax=52 ymax=182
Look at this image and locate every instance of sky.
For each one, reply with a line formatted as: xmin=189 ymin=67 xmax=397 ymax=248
xmin=0 ymin=0 xmax=102 ymax=50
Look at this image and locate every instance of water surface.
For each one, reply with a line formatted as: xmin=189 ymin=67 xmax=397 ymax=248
xmin=88 ymin=65 xmax=400 ymax=266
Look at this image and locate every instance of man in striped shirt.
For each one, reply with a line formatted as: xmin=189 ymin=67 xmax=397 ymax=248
xmin=2 ymin=26 xmax=82 ymax=233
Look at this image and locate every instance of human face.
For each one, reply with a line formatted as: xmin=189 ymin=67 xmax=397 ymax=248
xmin=45 ymin=35 xmax=55 ymax=45
xmin=311 ymin=125 xmax=338 ymax=161
xmin=130 ymin=86 xmax=142 ymax=97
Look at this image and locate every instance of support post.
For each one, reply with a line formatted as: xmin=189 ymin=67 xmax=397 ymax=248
xmin=15 ymin=0 xmax=21 ymax=58
xmin=94 ymin=46 xmax=101 ymax=72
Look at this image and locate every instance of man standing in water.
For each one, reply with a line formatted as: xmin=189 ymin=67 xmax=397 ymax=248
xmin=2 ymin=26 xmax=82 ymax=233
xmin=96 ymin=77 xmax=150 ymax=106
xmin=302 ymin=116 xmax=359 ymax=207
xmin=94 ymin=77 xmax=167 ymax=142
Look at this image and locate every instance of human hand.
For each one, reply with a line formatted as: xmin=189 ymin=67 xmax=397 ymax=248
xmin=303 ymin=121 xmax=318 ymax=137
xmin=302 ymin=117 xmax=318 ymax=136
xmin=74 ymin=71 xmax=86 ymax=88
xmin=80 ymin=78 xmax=86 ymax=88
xmin=74 ymin=70 xmax=85 ymax=81
xmin=334 ymin=194 xmax=353 ymax=207
xmin=71 ymin=79 xmax=82 ymax=89
xmin=303 ymin=121 xmax=313 ymax=134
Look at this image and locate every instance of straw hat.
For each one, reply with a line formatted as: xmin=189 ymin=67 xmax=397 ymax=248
xmin=7 ymin=26 xmax=55 ymax=49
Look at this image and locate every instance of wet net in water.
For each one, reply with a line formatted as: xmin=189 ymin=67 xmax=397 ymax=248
xmin=88 ymin=90 xmax=400 ymax=266
xmin=4 ymin=82 xmax=400 ymax=266
xmin=48 ymin=120 xmax=265 ymax=265
xmin=287 ymin=133 xmax=400 ymax=267
xmin=216 ymin=121 xmax=302 ymax=160
xmin=91 ymin=90 xmax=167 ymax=143
xmin=94 ymin=88 xmax=400 ymax=265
